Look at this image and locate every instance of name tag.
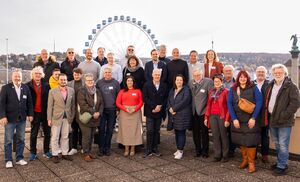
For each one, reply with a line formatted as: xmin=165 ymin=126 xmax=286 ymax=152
xmin=23 ymin=95 xmax=27 ymax=99
xmin=211 ymin=66 xmax=216 ymax=69
xmin=200 ymin=89 xmax=205 ymax=93
xmin=126 ymin=73 xmax=131 ymax=76
xmin=109 ymin=86 xmax=113 ymax=90
xmin=132 ymin=93 xmax=137 ymax=96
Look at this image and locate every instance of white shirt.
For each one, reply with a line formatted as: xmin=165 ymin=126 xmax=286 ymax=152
xmin=268 ymin=82 xmax=283 ymax=113
xmin=13 ymin=83 xmax=21 ymax=101
xmin=255 ymin=80 xmax=264 ymax=92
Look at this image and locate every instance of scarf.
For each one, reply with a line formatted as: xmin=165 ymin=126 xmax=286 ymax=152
xmin=126 ymin=64 xmax=141 ymax=72
xmin=211 ymin=86 xmax=225 ymax=103
xmin=86 ymin=85 xmax=96 ymax=95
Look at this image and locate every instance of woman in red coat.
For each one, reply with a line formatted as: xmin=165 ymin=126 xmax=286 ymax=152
xmin=204 ymin=74 xmax=230 ymax=162
xmin=204 ymin=50 xmax=224 ymax=79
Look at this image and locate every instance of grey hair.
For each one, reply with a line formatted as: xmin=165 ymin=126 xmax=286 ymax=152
xmin=12 ymin=68 xmax=22 ymax=75
xmin=192 ymin=68 xmax=203 ymax=75
xmin=106 ymin=52 xmax=114 ymax=57
xmin=152 ymin=68 xmax=162 ymax=75
xmin=223 ymin=65 xmax=235 ymax=71
xmin=103 ymin=67 xmax=112 ymax=72
xmin=84 ymin=73 xmax=94 ymax=80
xmin=256 ymin=66 xmax=268 ymax=73
xmin=31 ymin=66 xmax=45 ymax=79
xmin=158 ymin=44 xmax=166 ymax=50
xmin=271 ymin=64 xmax=288 ymax=76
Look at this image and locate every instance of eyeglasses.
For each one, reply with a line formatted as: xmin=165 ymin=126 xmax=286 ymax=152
xmin=68 ymin=52 xmax=74 ymax=54
xmin=128 ymin=49 xmax=134 ymax=51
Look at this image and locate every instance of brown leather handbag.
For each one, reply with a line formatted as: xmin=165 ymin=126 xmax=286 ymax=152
xmin=237 ymin=87 xmax=255 ymax=114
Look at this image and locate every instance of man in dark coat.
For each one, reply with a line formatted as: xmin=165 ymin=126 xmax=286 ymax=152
xmin=33 ymin=49 xmax=60 ymax=82
xmin=27 ymin=66 xmax=52 ymax=161
xmin=94 ymin=47 xmax=108 ymax=66
xmin=0 ymin=69 xmax=33 ymax=168
xmin=158 ymin=44 xmax=171 ymax=65
xmin=60 ymin=48 xmax=80 ymax=81
xmin=143 ymin=68 xmax=168 ymax=157
xmin=264 ymin=64 xmax=300 ymax=176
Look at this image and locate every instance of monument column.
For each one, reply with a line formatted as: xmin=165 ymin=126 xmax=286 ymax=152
xmin=290 ymin=34 xmax=299 ymax=88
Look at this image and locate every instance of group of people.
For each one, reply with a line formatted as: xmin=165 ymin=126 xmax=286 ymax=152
xmin=0 ymin=44 xmax=299 ymax=177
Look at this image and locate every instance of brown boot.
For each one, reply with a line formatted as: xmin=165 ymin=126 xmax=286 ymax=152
xmin=247 ymin=147 xmax=256 ymax=173
xmin=124 ymin=146 xmax=129 ymax=157
xmin=239 ymin=146 xmax=248 ymax=169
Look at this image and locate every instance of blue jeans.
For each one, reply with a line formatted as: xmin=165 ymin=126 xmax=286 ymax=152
xmin=270 ymin=127 xmax=292 ymax=169
xmin=99 ymin=109 xmax=116 ymax=152
xmin=4 ymin=120 xmax=26 ymax=162
xmin=175 ymin=129 xmax=186 ymax=150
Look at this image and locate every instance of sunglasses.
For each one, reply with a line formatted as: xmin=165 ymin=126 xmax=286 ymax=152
xmin=128 ymin=49 xmax=134 ymax=51
xmin=68 ymin=52 xmax=74 ymax=54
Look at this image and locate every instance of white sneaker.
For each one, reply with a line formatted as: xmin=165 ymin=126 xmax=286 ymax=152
xmin=58 ymin=148 xmax=62 ymax=154
xmin=174 ymin=150 xmax=183 ymax=159
xmin=173 ymin=150 xmax=179 ymax=156
xmin=68 ymin=149 xmax=78 ymax=155
xmin=6 ymin=161 xmax=13 ymax=168
xmin=16 ymin=159 xmax=28 ymax=166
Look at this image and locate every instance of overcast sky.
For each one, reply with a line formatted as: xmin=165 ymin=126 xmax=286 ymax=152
xmin=0 ymin=0 xmax=299 ymax=56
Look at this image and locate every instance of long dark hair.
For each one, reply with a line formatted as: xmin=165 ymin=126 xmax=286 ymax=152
xmin=232 ymin=70 xmax=253 ymax=90
xmin=123 ymin=76 xmax=137 ymax=91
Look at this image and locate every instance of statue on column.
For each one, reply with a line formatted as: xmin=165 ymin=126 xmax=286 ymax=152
xmin=290 ymin=34 xmax=298 ymax=51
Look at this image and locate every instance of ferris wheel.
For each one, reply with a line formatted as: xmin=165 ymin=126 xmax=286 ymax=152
xmin=83 ymin=15 xmax=159 ymax=60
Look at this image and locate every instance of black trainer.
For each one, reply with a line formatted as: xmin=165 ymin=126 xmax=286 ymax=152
xmin=272 ymin=167 xmax=287 ymax=176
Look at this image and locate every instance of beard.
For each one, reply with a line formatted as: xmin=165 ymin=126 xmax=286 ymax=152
xmin=59 ymin=83 xmax=67 ymax=87
xmin=274 ymin=77 xmax=284 ymax=83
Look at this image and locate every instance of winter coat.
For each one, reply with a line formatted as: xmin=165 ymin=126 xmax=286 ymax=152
xmin=77 ymin=87 xmax=104 ymax=127
xmin=228 ymin=84 xmax=262 ymax=147
xmin=60 ymin=58 xmax=80 ymax=81
xmin=263 ymin=77 xmax=300 ymax=128
xmin=167 ymin=85 xmax=192 ymax=130
xmin=143 ymin=81 xmax=168 ymax=119
xmin=33 ymin=57 xmax=60 ymax=82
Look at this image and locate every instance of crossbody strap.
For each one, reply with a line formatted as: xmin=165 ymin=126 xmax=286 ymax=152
xmin=237 ymin=87 xmax=241 ymax=100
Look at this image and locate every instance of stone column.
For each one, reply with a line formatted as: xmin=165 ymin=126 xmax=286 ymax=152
xmin=290 ymin=48 xmax=299 ymax=88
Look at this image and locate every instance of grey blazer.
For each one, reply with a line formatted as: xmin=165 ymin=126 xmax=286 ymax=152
xmin=189 ymin=78 xmax=213 ymax=116
xmin=47 ymin=86 xmax=75 ymax=125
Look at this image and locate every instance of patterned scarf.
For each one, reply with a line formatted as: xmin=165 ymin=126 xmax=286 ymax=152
xmin=211 ymin=85 xmax=225 ymax=103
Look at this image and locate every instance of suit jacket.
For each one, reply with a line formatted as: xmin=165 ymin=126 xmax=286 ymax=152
xmin=26 ymin=80 xmax=50 ymax=121
xmin=142 ymin=81 xmax=168 ymax=119
xmin=144 ymin=61 xmax=167 ymax=83
xmin=47 ymin=86 xmax=75 ymax=125
xmin=0 ymin=83 xmax=33 ymax=122
xmin=204 ymin=61 xmax=223 ymax=79
xmin=189 ymin=78 xmax=213 ymax=116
